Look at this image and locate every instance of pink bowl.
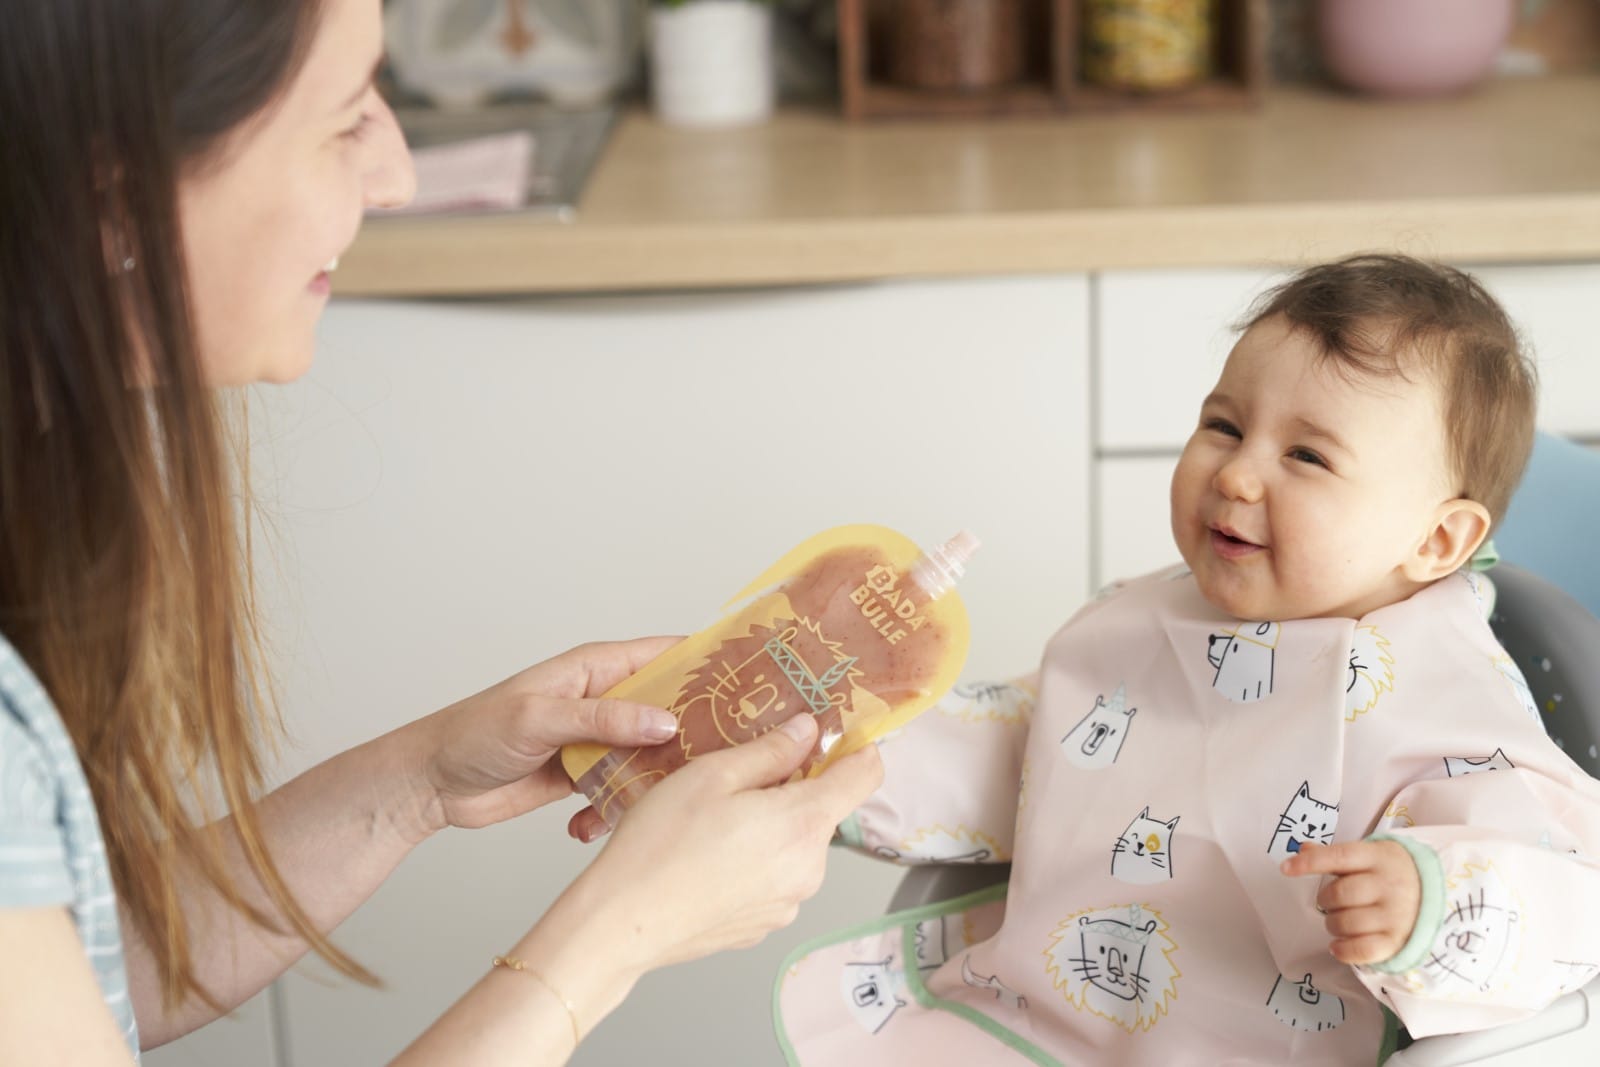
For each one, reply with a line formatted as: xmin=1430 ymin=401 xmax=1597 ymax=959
xmin=1317 ymin=0 xmax=1517 ymax=97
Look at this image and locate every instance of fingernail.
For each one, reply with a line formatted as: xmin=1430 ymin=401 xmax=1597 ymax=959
xmin=641 ymin=710 xmax=677 ymax=741
xmin=779 ymin=714 xmax=814 ymax=741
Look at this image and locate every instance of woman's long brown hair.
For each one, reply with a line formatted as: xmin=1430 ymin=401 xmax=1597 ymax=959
xmin=0 ymin=0 xmax=374 ymax=1008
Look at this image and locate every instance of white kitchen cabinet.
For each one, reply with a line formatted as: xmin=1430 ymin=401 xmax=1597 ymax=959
xmin=227 ymin=275 xmax=1091 ymax=1067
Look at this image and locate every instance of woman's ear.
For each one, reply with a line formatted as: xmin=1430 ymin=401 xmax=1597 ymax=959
xmin=1403 ymin=499 xmax=1491 ymax=583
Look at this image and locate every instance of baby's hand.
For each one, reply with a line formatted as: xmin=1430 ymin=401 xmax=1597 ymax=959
xmin=1280 ymin=840 xmax=1421 ymax=966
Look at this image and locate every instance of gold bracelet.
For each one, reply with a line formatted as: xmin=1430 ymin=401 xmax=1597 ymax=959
xmin=491 ymin=954 xmax=581 ymax=1048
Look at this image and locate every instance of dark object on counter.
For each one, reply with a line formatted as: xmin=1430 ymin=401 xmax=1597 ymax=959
xmin=1082 ymin=0 xmax=1216 ymax=91
xmin=886 ymin=0 xmax=1027 ymax=90
xmin=837 ymin=0 xmax=1266 ymax=120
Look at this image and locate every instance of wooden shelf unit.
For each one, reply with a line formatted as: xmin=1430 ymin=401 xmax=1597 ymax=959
xmin=839 ymin=0 xmax=1267 ymax=120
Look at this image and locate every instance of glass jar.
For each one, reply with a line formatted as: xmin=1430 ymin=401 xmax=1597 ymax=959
xmin=887 ymin=0 xmax=1027 ymax=91
xmin=1082 ymin=0 xmax=1215 ymax=91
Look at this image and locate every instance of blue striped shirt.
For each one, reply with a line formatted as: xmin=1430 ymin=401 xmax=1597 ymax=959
xmin=0 ymin=633 xmax=140 ymax=1058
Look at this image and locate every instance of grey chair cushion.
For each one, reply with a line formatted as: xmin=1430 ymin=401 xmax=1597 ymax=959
xmin=1488 ymin=562 xmax=1600 ymax=778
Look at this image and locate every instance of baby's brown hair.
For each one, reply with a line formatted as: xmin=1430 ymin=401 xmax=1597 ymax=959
xmin=1241 ymin=253 xmax=1537 ymax=527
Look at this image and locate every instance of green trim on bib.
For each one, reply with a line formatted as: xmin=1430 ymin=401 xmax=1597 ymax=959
xmin=835 ymin=812 xmax=865 ymax=849
xmin=897 ymin=909 xmax=1064 ymax=1065
xmin=774 ymin=883 xmax=1039 ymax=1064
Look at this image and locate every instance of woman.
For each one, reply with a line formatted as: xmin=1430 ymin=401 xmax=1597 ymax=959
xmin=0 ymin=0 xmax=882 ymax=1063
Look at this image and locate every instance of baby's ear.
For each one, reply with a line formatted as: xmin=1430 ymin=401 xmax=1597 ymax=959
xmin=1403 ymin=498 xmax=1491 ymax=583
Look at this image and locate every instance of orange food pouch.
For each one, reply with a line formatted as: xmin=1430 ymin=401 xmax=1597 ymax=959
xmin=560 ymin=524 xmax=976 ymax=827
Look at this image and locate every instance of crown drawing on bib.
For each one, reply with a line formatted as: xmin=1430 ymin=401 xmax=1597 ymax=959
xmin=1101 ymin=904 xmax=1156 ymax=945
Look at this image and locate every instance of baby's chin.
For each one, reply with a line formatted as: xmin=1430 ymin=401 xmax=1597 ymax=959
xmin=1195 ymin=575 xmax=1408 ymax=622
xmin=1190 ymin=569 xmax=1295 ymax=622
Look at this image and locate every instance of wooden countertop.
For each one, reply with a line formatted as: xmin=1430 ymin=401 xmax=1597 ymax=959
xmin=335 ymin=75 xmax=1600 ymax=296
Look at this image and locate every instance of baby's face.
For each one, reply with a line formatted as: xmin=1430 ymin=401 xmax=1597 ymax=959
xmin=1169 ymin=314 xmax=1457 ymax=621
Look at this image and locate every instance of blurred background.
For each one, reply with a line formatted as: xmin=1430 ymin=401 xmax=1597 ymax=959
xmin=146 ymin=2 xmax=1600 ymax=1065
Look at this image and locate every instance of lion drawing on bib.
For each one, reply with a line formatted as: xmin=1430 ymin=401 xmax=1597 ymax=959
xmin=942 ymin=680 xmax=1035 ymax=725
xmin=1416 ymin=862 xmax=1524 ymax=996
xmin=1345 ymin=624 xmax=1395 ymax=721
xmin=1044 ymin=904 xmax=1179 ymax=1033
xmin=875 ymin=824 xmax=1008 ymax=864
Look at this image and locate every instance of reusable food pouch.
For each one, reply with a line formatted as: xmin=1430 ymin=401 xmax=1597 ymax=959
xmin=560 ymin=524 xmax=977 ymax=828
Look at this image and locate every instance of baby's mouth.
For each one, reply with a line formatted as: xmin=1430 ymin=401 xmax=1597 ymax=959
xmin=1209 ymin=524 xmax=1264 ymax=559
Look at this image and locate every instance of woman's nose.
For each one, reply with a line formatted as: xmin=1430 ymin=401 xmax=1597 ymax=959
xmin=1213 ymin=453 xmax=1264 ymax=503
xmin=363 ymin=99 xmax=417 ymax=211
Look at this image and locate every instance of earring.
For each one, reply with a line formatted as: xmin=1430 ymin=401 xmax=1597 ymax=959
xmin=121 ymin=256 xmax=136 ymax=272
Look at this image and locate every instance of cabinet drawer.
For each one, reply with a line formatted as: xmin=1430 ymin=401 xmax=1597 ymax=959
xmin=1096 ymin=268 xmax=1287 ymax=452
xmin=1095 ymin=454 xmax=1184 ymax=589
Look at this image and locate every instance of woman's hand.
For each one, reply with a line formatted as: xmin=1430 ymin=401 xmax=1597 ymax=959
xmin=568 ymin=714 xmax=884 ymax=977
xmin=411 ymin=638 xmax=683 ymax=835
xmin=397 ymin=715 xmax=882 ymax=1065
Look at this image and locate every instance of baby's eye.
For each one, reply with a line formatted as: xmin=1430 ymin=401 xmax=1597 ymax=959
xmin=1203 ymin=417 xmax=1241 ymax=438
xmin=1288 ymin=447 xmax=1326 ymax=468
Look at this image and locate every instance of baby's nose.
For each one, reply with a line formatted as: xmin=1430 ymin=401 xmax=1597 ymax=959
xmin=1214 ymin=455 xmax=1264 ymax=502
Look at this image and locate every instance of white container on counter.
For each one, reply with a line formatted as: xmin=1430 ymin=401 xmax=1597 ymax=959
xmin=650 ymin=1 xmax=775 ymax=127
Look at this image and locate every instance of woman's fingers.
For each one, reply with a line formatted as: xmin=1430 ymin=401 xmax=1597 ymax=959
xmin=570 ymin=718 xmax=882 ymax=845
xmin=583 ymin=715 xmax=878 ymax=974
xmin=782 ymin=744 xmax=885 ymax=829
xmin=682 ymin=714 xmax=820 ymax=793
xmin=568 ymin=805 xmax=610 ymax=844
xmin=517 ymin=696 xmax=678 ymax=751
xmin=545 ymin=637 xmax=684 ymax=699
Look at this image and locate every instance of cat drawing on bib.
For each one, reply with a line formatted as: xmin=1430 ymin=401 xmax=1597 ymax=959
xmin=1444 ymin=748 xmax=1515 ymax=777
xmin=1111 ymin=807 xmax=1179 ymax=884
xmin=1268 ymin=781 xmax=1339 ymax=857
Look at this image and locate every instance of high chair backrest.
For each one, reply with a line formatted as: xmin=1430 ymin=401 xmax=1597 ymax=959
xmin=1487 ymin=562 xmax=1600 ymax=779
xmin=1493 ymin=432 xmax=1600 ymax=624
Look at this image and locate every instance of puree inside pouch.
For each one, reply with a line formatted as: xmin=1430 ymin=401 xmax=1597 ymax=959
xmin=560 ymin=525 xmax=976 ymax=827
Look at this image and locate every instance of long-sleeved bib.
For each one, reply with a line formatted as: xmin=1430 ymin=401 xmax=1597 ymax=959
xmin=774 ymin=568 xmax=1600 ymax=1065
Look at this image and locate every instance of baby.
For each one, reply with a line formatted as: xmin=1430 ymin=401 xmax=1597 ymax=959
xmin=775 ymin=254 xmax=1600 ymax=1064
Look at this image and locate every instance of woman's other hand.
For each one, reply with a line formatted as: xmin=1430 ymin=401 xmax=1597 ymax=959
xmin=575 ymin=715 xmax=884 ymax=973
xmin=411 ymin=638 xmax=682 ymax=835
